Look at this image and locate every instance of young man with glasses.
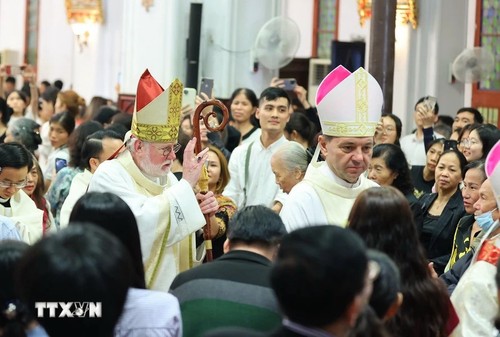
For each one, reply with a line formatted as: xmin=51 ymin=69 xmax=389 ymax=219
xmin=0 ymin=142 xmax=44 ymax=243
xmin=89 ymin=70 xmax=218 ymax=291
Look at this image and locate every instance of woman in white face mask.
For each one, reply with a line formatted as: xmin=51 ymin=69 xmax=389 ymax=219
xmin=472 ymin=178 xmax=499 ymax=234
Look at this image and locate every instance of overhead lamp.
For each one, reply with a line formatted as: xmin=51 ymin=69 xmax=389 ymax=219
xmin=65 ymin=0 xmax=104 ymax=52
xmin=358 ymin=0 xmax=418 ymax=29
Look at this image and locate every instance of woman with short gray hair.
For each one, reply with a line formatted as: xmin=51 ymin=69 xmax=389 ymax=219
xmin=271 ymin=141 xmax=309 ymax=212
xmin=5 ymin=118 xmax=41 ymax=154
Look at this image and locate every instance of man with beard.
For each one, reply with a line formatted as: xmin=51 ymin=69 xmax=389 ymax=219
xmin=88 ymin=70 xmax=218 ymax=291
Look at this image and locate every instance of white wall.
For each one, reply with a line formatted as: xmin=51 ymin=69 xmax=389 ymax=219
xmin=37 ymin=0 xmax=76 ymax=96
xmin=338 ymin=0 xmax=370 ymax=42
xmin=199 ymin=0 xmax=280 ymax=98
xmin=464 ymin=0 xmax=476 ymax=106
xmin=283 ymin=0 xmax=313 ymax=58
xmin=0 ymin=0 xmax=26 ymax=64
xmin=402 ymin=0 xmax=469 ymax=134
xmin=0 ymin=0 xmax=475 ymax=118
xmin=120 ymin=0 xmax=188 ymax=95
xmin=0 ymin=0 xmax=27 ymax=88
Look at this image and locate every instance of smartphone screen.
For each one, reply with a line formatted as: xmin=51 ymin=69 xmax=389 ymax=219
xmin=200 ymin=78 xmax=214 ymax=98
xmin=55 ymin=158 xmax=68 ymax=173
xmin=424 ymin=96 xmax=437 ymax=112
xmin=4 ymin=65 xmax=23 ymax=76
xmin=283 ymin=78 xmax=297 ymax=91
xmin=182 ymin=88 xmax=197 ymax=109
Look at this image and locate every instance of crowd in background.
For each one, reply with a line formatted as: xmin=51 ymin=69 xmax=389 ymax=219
xmin=0 ymin=65 xmax=500 ymax=337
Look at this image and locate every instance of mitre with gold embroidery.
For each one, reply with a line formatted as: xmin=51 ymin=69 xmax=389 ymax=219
xmin=315 ymin=65 xmax=384 ymax=137
xmin=131 ymin=69 xmax=183 ymax=143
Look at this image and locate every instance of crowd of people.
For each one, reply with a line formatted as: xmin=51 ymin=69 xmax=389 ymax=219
xmin=1 ymin=63 xmax=500 ymax=337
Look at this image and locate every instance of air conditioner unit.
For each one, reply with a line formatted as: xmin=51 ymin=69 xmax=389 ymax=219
xmin=0 ymin=49 xmax=20 ymax=65
xmin=308 ymin=58 xmax=331 ymax=103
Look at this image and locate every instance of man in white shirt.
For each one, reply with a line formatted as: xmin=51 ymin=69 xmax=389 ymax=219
xmin=88 ymin=70 xmax=218 ymax=291
xmin=400 ymin=96 xmax=443 ymax=166
xmin=223 ymin=87 xmax=290 ymax=210
xmin=280 ymin=65 xmax=383 ymax=231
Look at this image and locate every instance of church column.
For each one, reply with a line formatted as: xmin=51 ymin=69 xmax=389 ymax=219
xmin=368 ymin=0 xmax=396 ymax=114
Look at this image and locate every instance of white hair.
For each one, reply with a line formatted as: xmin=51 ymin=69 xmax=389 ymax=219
xmin=272 ymin=141 xmax=308 ymax=174
xmin=126 ymin=136 xmax=139 ymax=154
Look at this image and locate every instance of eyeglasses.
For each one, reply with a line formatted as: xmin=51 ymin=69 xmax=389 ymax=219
xmin=459 ymin=138 xmax=479 ymax=149
xmin=381 ymin=126 xmax=395 ymax=134
xmin=151 ymin=143 xmax=182 ymax=157
xmin=0 ymin=179 xmax=28 ymax=189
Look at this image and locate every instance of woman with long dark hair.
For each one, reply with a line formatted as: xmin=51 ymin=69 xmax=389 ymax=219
xmin=374 ymin=114 xmax=402 ymax=147
xmin=45 ymin=120 xmax=102 ymax=228
xmin=228 ymin=88 xmax=260 ymax=146
xmin=22 ymin=157 xmax=54 ymax=234
xmin=348 ymin=186 xmax=451 ymax=337
xmin=69 ymin=192 xmax=182 ymax=336
xmin=368 ymin=143 xmax=423 ymax=229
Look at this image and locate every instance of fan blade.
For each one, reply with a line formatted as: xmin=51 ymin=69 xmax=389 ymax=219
xmin=452 ymin=47 xmax=495 ymax=83
xmin=253 ymin=17 xmax=301 ymax=70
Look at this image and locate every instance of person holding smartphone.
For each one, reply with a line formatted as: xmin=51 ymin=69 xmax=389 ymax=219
xmin=400 ymin=96 xmax=444 ymax=167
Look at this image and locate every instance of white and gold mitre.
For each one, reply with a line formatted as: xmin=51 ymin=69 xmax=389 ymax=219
xmin=315 ymin=65 xmax=383 ymax=137
xmin=131 ymin=69 xmax=183 ymax=143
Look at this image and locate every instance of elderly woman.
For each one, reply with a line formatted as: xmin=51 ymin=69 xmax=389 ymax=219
xmin=4 ymin=118 xmax=41 ymax=154
xmin=270 ymin=141 xmax=309 ymax=212
xmin=368 ymin=143 xmax=423 ymax=229
xmin=419 ymin=148 xmax=468 ymax=275
xmin=446 ymin=160 xmax=487 ymax=270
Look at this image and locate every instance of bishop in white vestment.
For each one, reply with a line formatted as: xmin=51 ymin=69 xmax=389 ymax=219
xmin=280 ymin=66 xmax=383 ymax=231
xmin=89 ymin=70 xmax=218 ymax=291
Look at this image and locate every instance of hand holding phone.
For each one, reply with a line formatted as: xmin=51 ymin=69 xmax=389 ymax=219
xmin=282 ymin=78 xmax=297 ymax=91
xmin=182 ymin=88 xmax=197 ymax=110
xmin=200 ymin=78 xmax=214 ymax=98
xmin=55 ymin=158 xmax=68 ymax=173
xmin=423 ymin=96 xmax=437 ymax=113
xmin=417 ymin=96 xmax=437 ymax=128
xmin=3 ymin=65 xmax=25 ymax=76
